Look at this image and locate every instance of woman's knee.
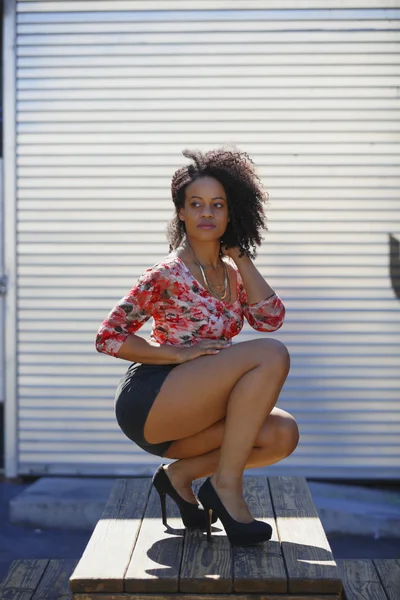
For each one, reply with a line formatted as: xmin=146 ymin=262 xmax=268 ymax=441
xmin=276 ymin=415 xmax=299 ymax=457
xmin=252 ymin=338 xmax=291 ymax=377
xmin=258 ymin=410 xmax=299 ymax=457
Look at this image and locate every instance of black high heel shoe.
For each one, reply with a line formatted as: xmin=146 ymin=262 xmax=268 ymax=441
xmin=198 ymin=477 xmax=272 ymax=546
xmin=152 ymin=464 xmax=219 ymax=529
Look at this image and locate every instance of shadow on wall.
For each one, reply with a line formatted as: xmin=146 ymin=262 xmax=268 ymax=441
xmin=389 ymin=233 xmax=400 ymax=299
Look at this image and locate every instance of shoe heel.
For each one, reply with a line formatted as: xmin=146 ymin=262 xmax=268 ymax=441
xmin=206 ymin=508 xmax=213 ymax=542
xmin=156 ymin=489 xmax=167 ymax=526
xmin=202 ymin=504 xmax=213 ymax=542
xmin=152 ymin=463 xmax=217 ymax=530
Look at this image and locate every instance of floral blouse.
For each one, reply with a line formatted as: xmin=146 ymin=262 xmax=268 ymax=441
xmin=95 ymin=253 xmax=286 ymax=358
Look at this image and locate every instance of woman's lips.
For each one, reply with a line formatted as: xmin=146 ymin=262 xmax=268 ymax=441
xmin=197 ymin=224 xmax=216 ymax=229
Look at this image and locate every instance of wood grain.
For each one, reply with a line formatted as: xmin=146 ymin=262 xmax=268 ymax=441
xmin=0 ymin=559 xmax=49 ymax=600
xmin=72 ymin=593 xmax=340 ymax=600
xmin=336 ymin=558 xmax=388 ymax=600
xmin=269 ymin=476 xmax=342 ymax=595
xmin=69 ymin=478 xmax=152 ymax=594
xmin=32 ymin=559 xmax=78 ymax=600
xmin=373 ymin=559 xmax=400 ymax=600
xmin=179 ymin=478 xmax=232 ymax=594
xmin=233 ymin=476 xmax=287 ymax=593
xmin=124 ymin=483 xmax=183 ymax=593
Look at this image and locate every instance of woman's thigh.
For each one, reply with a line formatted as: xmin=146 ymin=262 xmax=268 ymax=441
xmin=163 ymin=406 xmax=298 ymax=459
xmin=143 ymin=338 xmax=290 ymax=445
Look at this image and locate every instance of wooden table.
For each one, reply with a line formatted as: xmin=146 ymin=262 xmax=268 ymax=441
xmin=69 ymin=475 xmax=344 ymax=599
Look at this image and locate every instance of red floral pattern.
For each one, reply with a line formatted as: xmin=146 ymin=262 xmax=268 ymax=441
xmin=95 ymin=254 xmax=286 ymax=358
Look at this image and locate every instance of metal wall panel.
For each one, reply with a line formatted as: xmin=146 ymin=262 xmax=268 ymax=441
xmin=0 ymin=164 xmax=3 ymax=408
xmin=14 ymin=1 xmax=400 ymax=477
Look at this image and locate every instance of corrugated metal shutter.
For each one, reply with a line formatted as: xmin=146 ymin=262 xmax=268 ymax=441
xmin=15 ymin=1 xmax=400 ymax=477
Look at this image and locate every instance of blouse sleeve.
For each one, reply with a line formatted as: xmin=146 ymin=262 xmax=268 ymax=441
xmin=95 ymin=265 xmax=165 ymax=357
xmin=238 ymin=272 xmax=286 ymax=332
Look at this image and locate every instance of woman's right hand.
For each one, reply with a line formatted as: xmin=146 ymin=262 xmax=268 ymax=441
xmin=175 ymin=339 xmax=232 ymax=363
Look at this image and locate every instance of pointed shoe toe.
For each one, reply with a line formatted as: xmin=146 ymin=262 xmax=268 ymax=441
xmin=198 ymin=477 xmax=272 ymax=546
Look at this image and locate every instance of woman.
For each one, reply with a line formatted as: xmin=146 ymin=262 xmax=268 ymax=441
xmin=95 ymin=146 xmax=298 ymax=546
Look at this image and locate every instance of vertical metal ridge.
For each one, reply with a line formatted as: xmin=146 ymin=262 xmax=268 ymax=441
xmin=4 ymin=0 xmax=18 ymax=478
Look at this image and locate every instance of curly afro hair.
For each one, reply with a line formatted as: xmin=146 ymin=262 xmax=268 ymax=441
xmin=166 ymin=144 xmax=269 ymax=259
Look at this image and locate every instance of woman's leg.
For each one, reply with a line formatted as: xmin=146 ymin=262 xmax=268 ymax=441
xmin=209 ymin=352 xmax=289 ymax=521
xmin=144 ymin=338 xmax=290 ymax=444
xmin=164 ymin=407 xmax=299 ymax=461
xmin=143 ymin=338 xmax=291 ymax=522
xmin=163 ymin=407 xmax=299 ymax=510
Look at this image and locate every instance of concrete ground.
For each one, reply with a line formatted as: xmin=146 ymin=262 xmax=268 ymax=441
xmin=1 ymin=477 xmax=399 ymax=583
xmin=0 ymin=480 xmax=89 ymax=582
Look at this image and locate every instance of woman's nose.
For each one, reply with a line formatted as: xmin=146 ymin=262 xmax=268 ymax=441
xmin=201 ymin=206 xmax=214 ymax=217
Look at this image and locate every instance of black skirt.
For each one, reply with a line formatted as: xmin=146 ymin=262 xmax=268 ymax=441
xmin=114 ymin=361 xmax=178 ymax=457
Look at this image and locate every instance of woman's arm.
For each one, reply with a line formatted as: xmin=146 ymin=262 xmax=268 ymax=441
xmin=116 ymin=334 xmax=231 ymax=365
xmin=223 ymin=248 xmax=285 ymax=332
xmin=115 ymin=334 xmax=180 ymax=364
xmin=233 ymin=254 xmax=275 ymax=304
xmin=95 ymin=265 xmax=164 ymax=358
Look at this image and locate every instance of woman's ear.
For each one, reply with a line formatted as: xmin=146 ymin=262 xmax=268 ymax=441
xmin=178 ymin=208 xmax=185 ymax=221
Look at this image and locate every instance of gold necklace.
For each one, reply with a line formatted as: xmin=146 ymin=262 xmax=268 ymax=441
xmin=184 ymin=239 xmax=231 ymax=302
xmin=197 ymin=260 xmax=230 ymax=301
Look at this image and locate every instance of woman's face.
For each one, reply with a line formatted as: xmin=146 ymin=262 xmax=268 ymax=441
xmin=179 ymin=176 xmax=230 ymax=240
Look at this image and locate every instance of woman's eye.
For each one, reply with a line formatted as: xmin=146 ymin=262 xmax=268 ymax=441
xmin=190 ymin=202 xmax=224 ymax=208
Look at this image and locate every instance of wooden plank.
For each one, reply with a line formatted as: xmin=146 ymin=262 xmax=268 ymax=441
xmin=0 ymin=559 xmax=49 ymax=600
xmin=269 ymin=476 xmax=342 ymax=595
xmin=69 ymin=478 xmax=151 ymax=594
xmin=233 ymin=476 xmax=287 ymax=593
xmin=336 ymin=559 xmax=388 ymax=600
xmin=32 ymin=559 xmax=78 ymax=600
xmin=124 ymin=483 xmax=183 ymax=593
xmin=72 ymin=593 xmax=341 ymax=600
xmin=373 ymin=559 xmax=400 ymax=600
xmin=179 ymin=478 xmax=232 ymax=594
